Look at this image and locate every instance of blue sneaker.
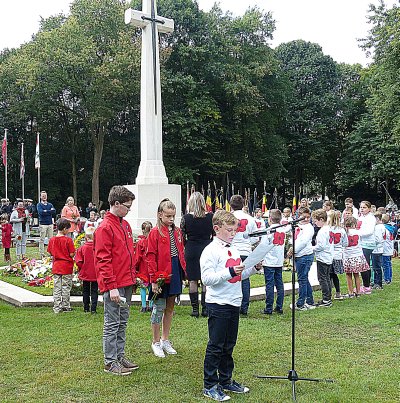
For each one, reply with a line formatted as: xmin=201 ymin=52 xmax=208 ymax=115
xmin=222 ymin=380 xmax=250 ymax=394
xmin=203 ymin=385 xmax=231 ymax=401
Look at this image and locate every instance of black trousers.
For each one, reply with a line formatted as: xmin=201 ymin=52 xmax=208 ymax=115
xmin=316 ymin=261 xmax=332 ymax=301
xmin=82 ymin=281 xmax=99 ymax=312
xmin=204 ymin=303 xmax=239 ymax=389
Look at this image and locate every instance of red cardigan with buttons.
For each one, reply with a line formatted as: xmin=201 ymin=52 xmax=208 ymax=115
xmin=146 ymin=225 xmax=186 ymax=284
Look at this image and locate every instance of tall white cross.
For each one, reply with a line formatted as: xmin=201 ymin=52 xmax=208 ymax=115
xmin=125 ymin=0 xmax=174 ymax=185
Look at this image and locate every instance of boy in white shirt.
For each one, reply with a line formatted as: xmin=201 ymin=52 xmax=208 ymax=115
xmin=200 ymin=210 xmax=260 ymax=401
xmin=287 ymin=207 xmax=315 ymax=310
xmin=261 ymin=209 xmax=286 ymax=314
xmin=381 ymin=214 xmax=394 ymax=284
xmin=371 ymin=212 xmax=385 ymax=289
xmin=312 ymin=209 xmax=335 ymax=307
xmin=230 ymin=195 xmax=258 ymax=316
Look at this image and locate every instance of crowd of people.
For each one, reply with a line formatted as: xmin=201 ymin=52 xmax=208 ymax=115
xmin=1 ymin=186 xmax=396 ymax=402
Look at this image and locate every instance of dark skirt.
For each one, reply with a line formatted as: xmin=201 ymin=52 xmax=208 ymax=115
xmin=331 ymin=259 xmax=344 ymax=275
xmin=185 ymin=240 xmax=211 ymax=281
xmin=148 ymin=256 xmax=183 ymax=300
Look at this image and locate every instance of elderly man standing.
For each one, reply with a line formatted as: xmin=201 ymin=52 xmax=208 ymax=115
xmin=37 ymin=191 xmax=56 ymax=258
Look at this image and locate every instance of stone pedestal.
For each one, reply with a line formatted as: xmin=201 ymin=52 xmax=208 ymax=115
xmin=124 ymin=183 xmax=181 ymax=233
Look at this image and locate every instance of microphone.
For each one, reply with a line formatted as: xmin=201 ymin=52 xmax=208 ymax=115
xmin=248 ymin=216 xmax=305 ymax=237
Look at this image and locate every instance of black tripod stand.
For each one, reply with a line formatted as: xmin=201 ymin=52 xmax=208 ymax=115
xmin=248 ymin=218 xmax=333 ymax=401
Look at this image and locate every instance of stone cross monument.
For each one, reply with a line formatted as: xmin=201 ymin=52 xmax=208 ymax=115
xmin=124 ymin=0 xmax=181 ymax=229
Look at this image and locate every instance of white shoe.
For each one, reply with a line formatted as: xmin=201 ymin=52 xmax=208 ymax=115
xmin=304 ymin=303 xmax=316 ymax=310
xmin=151 ymin=342 xmax=165 ymax=358
xmin=160 ymin=339 xmax=177 ymax=355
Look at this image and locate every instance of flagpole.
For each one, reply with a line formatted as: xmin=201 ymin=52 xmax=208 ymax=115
xmin=35 ymin=132 xmax=41 ymax=202
xmin=21 ymin=143 xmax=25 ymax=201
xmin=4 ymin=129 xmax=8 ymax=200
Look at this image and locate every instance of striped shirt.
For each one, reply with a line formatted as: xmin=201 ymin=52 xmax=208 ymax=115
xmin=169 ymin=229 xmax=178 ymax=257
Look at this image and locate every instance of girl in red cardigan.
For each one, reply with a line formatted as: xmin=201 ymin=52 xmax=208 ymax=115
xmin=136 ymin=221 xmax=153 ymax=313
xmin=0 ymin=214 xmax=12 ymax=263
xmin=147 ymin=199 xmax=186 ymax=358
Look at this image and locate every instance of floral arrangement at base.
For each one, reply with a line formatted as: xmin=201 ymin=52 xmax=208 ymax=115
xmin=0 ymin=257 xmax=82 ymax=295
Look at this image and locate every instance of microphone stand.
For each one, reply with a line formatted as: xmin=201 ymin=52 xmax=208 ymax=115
xmin=249 ymin=218 xmax=334 ymax=401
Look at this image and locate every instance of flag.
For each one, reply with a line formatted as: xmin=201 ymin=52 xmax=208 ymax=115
xmin=292 ymin=195 xmax=297 ymax=214
xmin=185 ymin=181 xmax=190 ymax=213
xmin=262 ymin=193 xmax=267 ymax=213
xmin=262 ymin=181 xmax=267 ymax=213
xmin=20 ymin=143 xmax=25 ymax=179
xmin=214 ymin=181 xmax=221 ymax=210
xmin=2 ymin=132 xmax=6 ymax=167
xmin=206 ymin=182 xmax=212 ymax=212
xmin=225 ymin=180 xmax=231 ymax=212
xmin=247 ymin=188 xmax=252 ymax=214
xmin=253 ymin=188 xmax=258 ymax=210
xmin=35 ymin=133 xmax=40 ymax=169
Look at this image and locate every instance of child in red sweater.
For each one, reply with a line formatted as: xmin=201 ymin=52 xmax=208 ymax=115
xmin=75 ymin=227 xmax=98 ymax=313
xmin=136 ymin=221 xmax=153 ymax=313
xmin=48 ymin=218 xmax=75 ymax=313
xmin=0 ymin=214 xmax=12 ymax=263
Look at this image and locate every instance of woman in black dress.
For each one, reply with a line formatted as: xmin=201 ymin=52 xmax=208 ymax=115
xmin=180 ymin=192 xmax=213 ymax=317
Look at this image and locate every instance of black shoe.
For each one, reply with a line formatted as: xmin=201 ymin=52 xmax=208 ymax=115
xmin=274 ymin=308 xmax=284 ymax=314
xmin=262 ymin=310 xmax=273 ymax=315
xmin=190 ymin=311 xmax=199 ymax=318
xmin=316 ymin=300 xmax=332 ymax=308
xmin=201 ymin=306 xmax=208 ymax=317
xmin=240 ymin=311 xmax=248 ymax=316
xmin=62 ymin=307 xmax=73 ymax=312
xmin=91 ymin=310 xmax=97 ymax=314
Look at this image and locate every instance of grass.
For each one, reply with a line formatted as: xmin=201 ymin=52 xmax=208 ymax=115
xmin=0 ymin=263 xmax=399 ymax=402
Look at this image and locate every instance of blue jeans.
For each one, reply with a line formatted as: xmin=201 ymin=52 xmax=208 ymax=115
xmin=371 ymin=253 xmax=383 ymax=287
xmin=263 ymin=266 xmax=284 ymax=312
xmin=382 ymin=255 xmax=392 ymax=282
xmin=240 ymin=255 xmax=250 ymax=314
xmin=295 ymin=254 xmax=314 ymax=307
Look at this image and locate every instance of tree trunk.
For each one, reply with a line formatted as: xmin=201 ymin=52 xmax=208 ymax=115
xmin=91 ymin=123 xmax=106 ymax=208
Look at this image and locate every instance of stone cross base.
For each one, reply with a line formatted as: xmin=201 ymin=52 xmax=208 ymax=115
xmin=124 ymin=183 xmax=182 ymax=233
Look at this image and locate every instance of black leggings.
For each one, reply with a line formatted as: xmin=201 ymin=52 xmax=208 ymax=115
xmin=361 ymin=248 xmax=372 ymax=287
xmin=330 ymin=272 xmax=340 ymax=293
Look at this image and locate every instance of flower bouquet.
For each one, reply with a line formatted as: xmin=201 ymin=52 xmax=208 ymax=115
xmin=151 ymin=271 xmax=172 ymax=301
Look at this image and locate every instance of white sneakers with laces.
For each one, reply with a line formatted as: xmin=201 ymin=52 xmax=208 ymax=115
xmin=151 ymin=342 xmax=165 ymax=358
xmin=161 ymin=339 xmax=177 ymax=355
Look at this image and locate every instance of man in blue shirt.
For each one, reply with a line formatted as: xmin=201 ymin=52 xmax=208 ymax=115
xmin=36 ymin=191 xmax=56 ymax=258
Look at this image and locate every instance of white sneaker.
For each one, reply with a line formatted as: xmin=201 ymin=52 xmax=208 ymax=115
xmin=304 ymin=303 xmax=316 ymax=310
xmin=160 ymin=339 xmax=177 ymax=355
xmin=151 ymin=342 xmax=165 ymax=358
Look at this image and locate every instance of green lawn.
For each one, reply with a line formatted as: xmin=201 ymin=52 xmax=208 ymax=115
xmin=0 ymin=263 xmax=399 ymax=402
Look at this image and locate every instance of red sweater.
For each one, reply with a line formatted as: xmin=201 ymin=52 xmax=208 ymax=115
xmin=147 ymin=225 xmax=186 ymax=284
xmin=94 ymin=212 xmax=136 ymax=293
xmin=75 ymin=241 xmax=96 ymax=282
xmin=136 ymin=235 xmax=150 ymax=284
xmin=48 ymin=235 xmax=75 ymax=275
xmin=1 ymin=223 xmax=12 ymax=249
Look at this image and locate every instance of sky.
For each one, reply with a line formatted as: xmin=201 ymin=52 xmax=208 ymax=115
xmin=0 ymin=0 xmax=395 ymax=66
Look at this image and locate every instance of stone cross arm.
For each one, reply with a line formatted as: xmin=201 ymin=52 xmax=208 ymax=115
xmin=125 ymin=8 xmax=174 ymax=33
